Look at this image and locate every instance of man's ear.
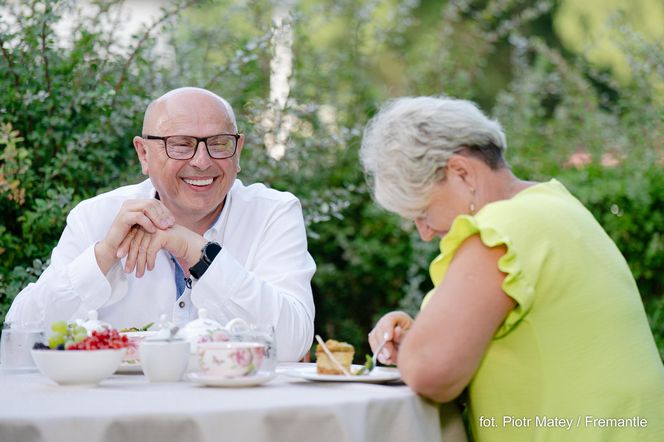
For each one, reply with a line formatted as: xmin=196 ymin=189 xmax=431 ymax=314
xmin=236 ymin=133 xmax=245 ymax=156
xmin=133 ymin=136 xmax=149 ymax=175
xmin=235 ymin=133 xmax=245 ymax=170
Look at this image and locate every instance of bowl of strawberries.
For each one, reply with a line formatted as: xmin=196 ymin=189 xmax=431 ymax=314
xmin=31 ymin=321 xmax=128 ymax=386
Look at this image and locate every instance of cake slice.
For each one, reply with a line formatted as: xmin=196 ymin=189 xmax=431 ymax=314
xmin=315 ymin=339 xmax=354 ymax=375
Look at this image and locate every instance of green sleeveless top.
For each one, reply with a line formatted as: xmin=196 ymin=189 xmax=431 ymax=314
xmin=423 ymin=179 xmax=664 ymax=441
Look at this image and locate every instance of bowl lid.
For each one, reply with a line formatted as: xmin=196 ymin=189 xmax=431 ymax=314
xmin=76 ymin=310 xmax=111 ymax=335
xmin=177 ymin=309 xmax=224 ymax=341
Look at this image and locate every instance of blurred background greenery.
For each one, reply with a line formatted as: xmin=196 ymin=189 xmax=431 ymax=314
xmin=1 ymin=0 xmax=662 ymax=360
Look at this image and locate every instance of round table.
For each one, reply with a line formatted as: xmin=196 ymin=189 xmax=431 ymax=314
xmin=0 ymin=363 xmax=452 ymax=442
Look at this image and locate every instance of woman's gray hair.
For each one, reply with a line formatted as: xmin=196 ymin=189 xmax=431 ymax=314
xmin=360 ymin=96 xmax=507 ymax=219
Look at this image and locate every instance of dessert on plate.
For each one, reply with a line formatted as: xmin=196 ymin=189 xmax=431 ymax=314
xmin=315 ymin=339 xmax=354 ymax=375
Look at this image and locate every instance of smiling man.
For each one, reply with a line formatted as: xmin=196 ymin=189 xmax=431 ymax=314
xmin=7 ymin=87 xmax=316 ymax=361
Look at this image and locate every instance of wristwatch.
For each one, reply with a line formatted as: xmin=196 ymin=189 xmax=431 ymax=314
xmin=189 ymin=242 xmax=222 ymax=279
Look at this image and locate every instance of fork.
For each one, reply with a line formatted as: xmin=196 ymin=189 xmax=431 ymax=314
xmin=369 ymin=332 xmax=390 ymax=372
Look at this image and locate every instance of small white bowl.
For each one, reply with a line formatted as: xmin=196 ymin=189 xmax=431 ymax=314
xmin=31 ymin=348 xmax=126 ymax=386
xmin=139 ymin=340 xmax=190 ymax=382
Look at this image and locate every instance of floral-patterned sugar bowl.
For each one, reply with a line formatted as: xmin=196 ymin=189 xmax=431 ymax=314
xmin=177 ymin=309 xmax=225 ymax=371
xmin=197 ymin=341 xmax=266 ymax=378
xmin=179 ymin=313 xmax=277 ymax=374
xmin=225 ymin=320 xmax=277 ymax=373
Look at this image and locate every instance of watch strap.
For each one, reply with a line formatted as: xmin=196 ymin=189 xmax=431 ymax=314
xmin=189 ymin=242 xmax=222 ymax=279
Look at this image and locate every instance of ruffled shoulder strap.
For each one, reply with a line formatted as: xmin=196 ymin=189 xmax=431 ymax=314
xmin=423 ymin=214 xmax=536 ymax=338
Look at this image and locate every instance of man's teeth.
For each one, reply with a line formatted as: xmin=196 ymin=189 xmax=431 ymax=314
xmin=184 ymin=178 xmax=213 ymax=186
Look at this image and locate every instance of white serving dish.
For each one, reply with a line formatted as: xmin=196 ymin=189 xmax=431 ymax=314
xmin=31 ymin=348 xmax=126 ymax=386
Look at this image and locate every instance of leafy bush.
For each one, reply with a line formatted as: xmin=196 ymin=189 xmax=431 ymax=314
xmin=0 ymin=0 xmax=185 ymax=320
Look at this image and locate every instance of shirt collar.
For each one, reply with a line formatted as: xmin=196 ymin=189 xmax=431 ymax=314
xmin=151 ymin=179 xmax=239 ymax=238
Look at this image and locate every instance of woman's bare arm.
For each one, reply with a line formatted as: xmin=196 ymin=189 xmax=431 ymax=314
xmin=398 ymin=234 xmax=516 ymax=402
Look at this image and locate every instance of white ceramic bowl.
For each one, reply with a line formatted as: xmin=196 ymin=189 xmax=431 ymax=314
xmin=140 ymin=340 xmax=190 ymax=382
xmin=31 ymin=348 xmax=126 ymax=386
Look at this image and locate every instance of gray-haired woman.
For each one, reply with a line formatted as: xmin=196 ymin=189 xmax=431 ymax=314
xmin=361 ymin=96 xmax=664 ymax=442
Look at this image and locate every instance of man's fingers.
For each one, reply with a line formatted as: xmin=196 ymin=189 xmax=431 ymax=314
xmin=121 ymin=212 xmax=157 ymax=234
xmin=140 ymin=201 xmax=174 ymax=230
xmin=106 ymin=200 xmax=174 ymax=254
xmin=134 ymin=232 xmax=152 ymax=278
xmin=116 ymin=228 xmax=137 ymax=259
xmin=145 ymin=237 xmax=161 ymax=272
xmin=118 ymin=201 xmax=173 ymax=235
xmin=124 ymin=228 xmax=145 ymax=273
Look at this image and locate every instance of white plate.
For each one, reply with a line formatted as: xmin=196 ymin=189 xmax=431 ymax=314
xmin=188 ymin=371 xmax=275 ymax=387
xmin=284 ymin=365 xmax=401 ymax=383
xmin=115 ymin=362 xmax=143 ymax=374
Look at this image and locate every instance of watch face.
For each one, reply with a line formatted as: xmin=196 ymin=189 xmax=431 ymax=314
xmin=204 ymin=242 xmax=222 ymax=263
xmin=190 ymin=242 xmax=222 ymax=279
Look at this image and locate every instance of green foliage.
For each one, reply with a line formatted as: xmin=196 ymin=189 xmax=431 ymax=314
xmin=0 ymin=0 xmax=187 ymax=319
xmin=1 ymin=0 xmax=662 ymax=362
xmin=646 ymin=296 xmax=664 ymax=357
xmin=554 ymin=0 xmax=664 ymax=86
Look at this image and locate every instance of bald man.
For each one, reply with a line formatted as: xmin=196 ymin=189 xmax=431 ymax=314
xmin=7 ymin=87 xmax=316 ymax=361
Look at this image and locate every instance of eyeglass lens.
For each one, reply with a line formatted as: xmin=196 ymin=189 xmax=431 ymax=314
xmin=166 ymin=135 xmax=236 ymax=159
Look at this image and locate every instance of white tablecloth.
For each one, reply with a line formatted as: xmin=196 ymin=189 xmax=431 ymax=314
xmin=0 ymin=363 xmax=447 ymax=442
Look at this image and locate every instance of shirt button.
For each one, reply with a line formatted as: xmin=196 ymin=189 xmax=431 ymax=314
xmin=179 ymin=301 xmax=185 ymax=308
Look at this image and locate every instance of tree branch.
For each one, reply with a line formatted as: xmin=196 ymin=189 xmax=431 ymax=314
xmin=0 ymin=36 xmax=21 ymax=89
xmin=93 ymin=1 xmax=123 ymax=76
xmin=112 ymin=0 xmax=197 ymax=106
xmin=40 ymin=19 xmax=53 ymax=100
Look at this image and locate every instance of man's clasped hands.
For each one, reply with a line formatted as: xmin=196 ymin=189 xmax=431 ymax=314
xmin=94 ymin=199 xmax=207 ymax=278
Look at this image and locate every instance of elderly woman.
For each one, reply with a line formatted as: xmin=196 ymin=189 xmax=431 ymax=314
xmin=361 ymin=96 xmax=664 ymax=442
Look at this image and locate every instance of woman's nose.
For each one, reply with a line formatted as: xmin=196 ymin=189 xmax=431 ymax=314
xmin=414 ymin=218 xmax=436 ymax=242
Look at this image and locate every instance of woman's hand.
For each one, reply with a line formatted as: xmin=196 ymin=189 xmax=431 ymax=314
xmin=368 ymin=311 xmax=414 ymax=365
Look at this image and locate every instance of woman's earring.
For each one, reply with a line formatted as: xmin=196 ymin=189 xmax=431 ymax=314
xmin=469 ymin=187 xmax=476 ymax=214
xmin=236 ymin=165 xmax=241 ymax=172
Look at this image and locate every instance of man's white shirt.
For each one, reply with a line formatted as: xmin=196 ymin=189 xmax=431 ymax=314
xmin=7 ymin=179 xmax=316 ymax=361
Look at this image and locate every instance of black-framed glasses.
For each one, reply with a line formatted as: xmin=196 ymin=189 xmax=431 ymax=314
xmin=143 ymin=134 xmax=240 ymax=160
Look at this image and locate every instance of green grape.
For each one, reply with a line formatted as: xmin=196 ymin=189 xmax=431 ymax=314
xmin=48 ymin=333 xmax=65 ymax=349
xmin=51 ymin=321 xmax=67 ymax=334
xmin=48 ymin=321 xmax=89 ymax=349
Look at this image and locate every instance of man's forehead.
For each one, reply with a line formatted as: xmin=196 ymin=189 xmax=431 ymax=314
xmin=151 ymin=112 xmax=229 ymax=133
xmin=143 ymin=89 xmax=236 ymax=133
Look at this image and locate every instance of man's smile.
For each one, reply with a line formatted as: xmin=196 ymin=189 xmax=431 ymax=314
xmin=183 ymin=177 xmax=215 ymax=187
